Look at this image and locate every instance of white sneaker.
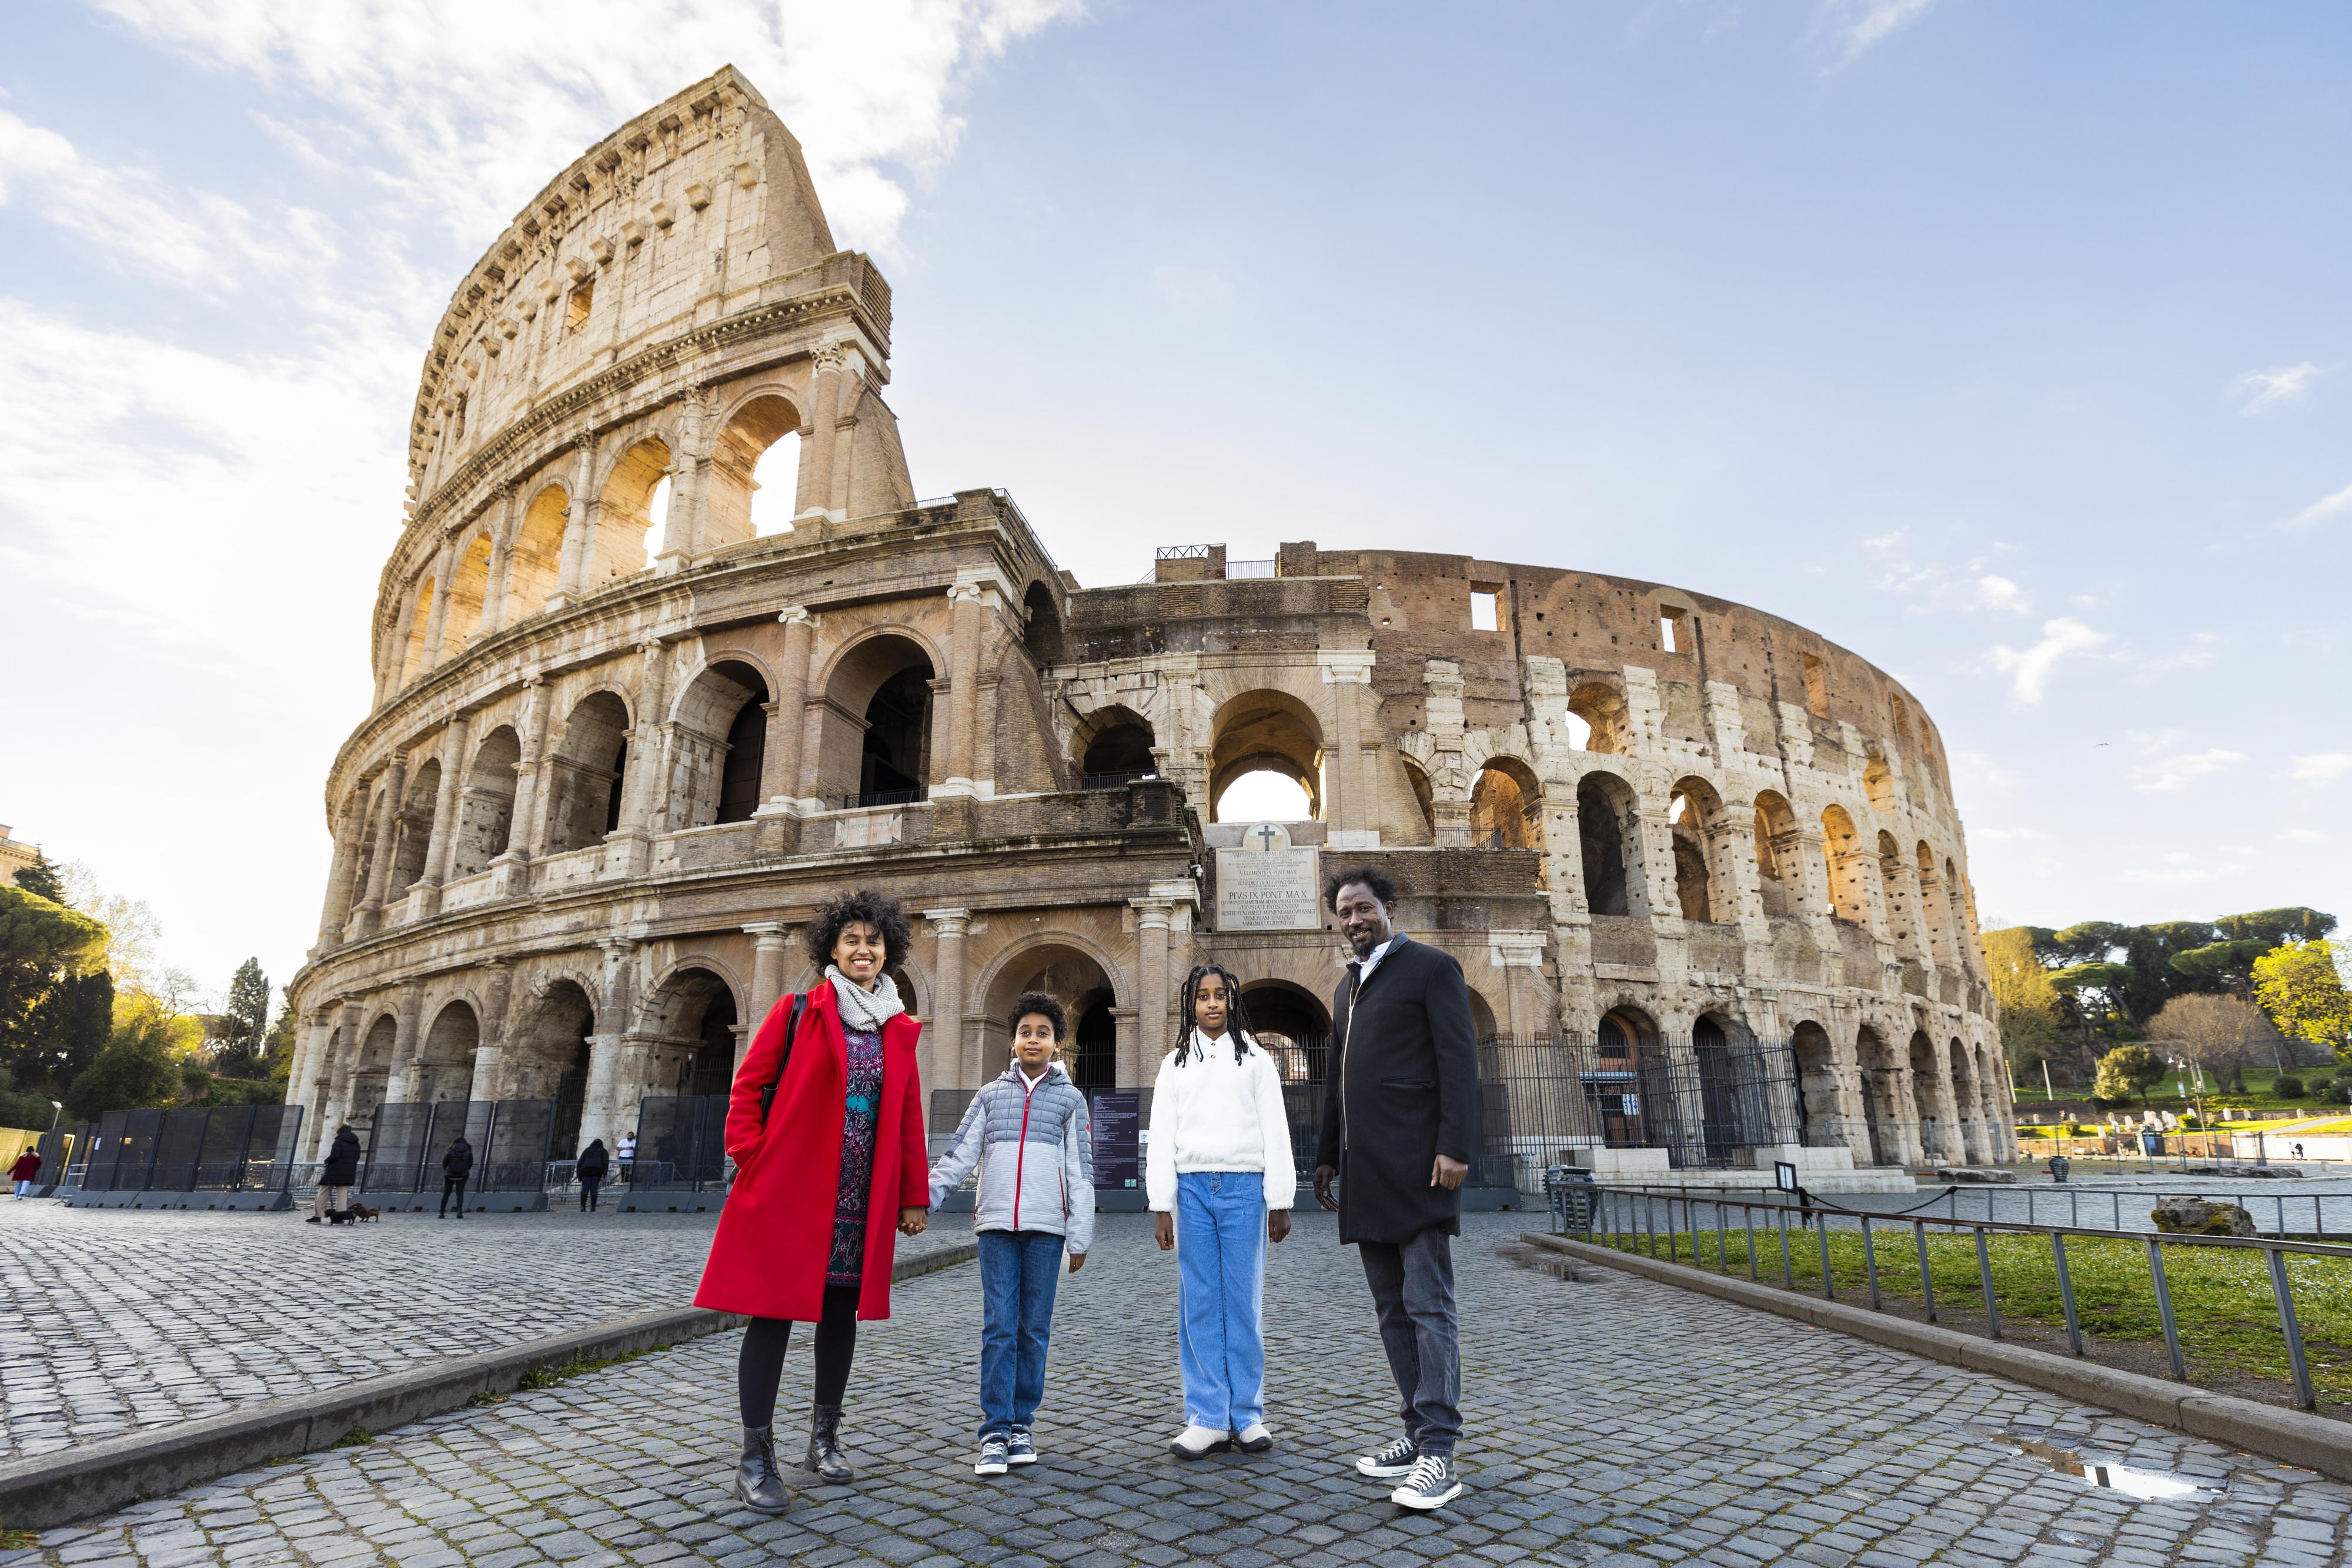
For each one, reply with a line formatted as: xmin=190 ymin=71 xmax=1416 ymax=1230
xmin=1168 ymin=1423 xmax=1230 ymax=1460
xmin=1390 ymin=1452 xmax=1463 ymax=1510
xmin=1356 ymin=1434 xmax=1419 ymax=1478
xmin=1234 ymin=1422 xmax=1273 ymax=1453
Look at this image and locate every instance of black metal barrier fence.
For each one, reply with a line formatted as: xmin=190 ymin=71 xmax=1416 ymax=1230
xmin=1549 ymin=1178 xmax=2341 ymax=1413
xmin=631 ymin=1096 xmax=729 ymax=1191
xmin=360 ymin=1101 xmax=554 ymax=1192
xmin=75 ymin=1106 xmax=306 ymax=1193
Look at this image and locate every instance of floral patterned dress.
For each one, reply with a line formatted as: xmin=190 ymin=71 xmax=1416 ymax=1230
xmin=828 ymin=1025 xmax=887 ymax=1286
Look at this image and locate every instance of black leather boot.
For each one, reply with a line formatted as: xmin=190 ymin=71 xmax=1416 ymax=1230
xmin=805 ymin=1403 xmax=854 ymax=1483
xmin=732 ymin=1425 xmax=790 ymax=1514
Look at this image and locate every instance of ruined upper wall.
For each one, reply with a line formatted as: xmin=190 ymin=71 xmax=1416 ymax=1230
xmin=403 ymin=65 xmax=866 ymax=512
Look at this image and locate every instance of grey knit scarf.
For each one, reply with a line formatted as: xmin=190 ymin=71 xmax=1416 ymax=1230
xmin=826 ymin=964 xmax=905 ymax=1034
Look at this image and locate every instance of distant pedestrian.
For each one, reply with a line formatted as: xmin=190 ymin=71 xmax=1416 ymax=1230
xmin=694 ymin=888 xmax=931 ymax=1515
xmin=2295 ymin=1142 xmax=2306 ymax=1159
xmin=439 ymin=1135 xmax=474 ymax=1218
xmin=577 ymin=1138 xmax=610 ymax=1212
xmin=11 ymin=1148 xmax=42 ymax=1199
xmin=310 ymin=1125 xmax=360 ymax=1224
xmin=1315 ymin=867 xmax=1478 ymax=1512
xmin=928 ymin=991 xmax=1094 ymax=1476
xmin=617 ymin=1129 xmax=638 ymax=1182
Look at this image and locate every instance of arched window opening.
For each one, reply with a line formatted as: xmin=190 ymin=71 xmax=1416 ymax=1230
xmin=1208 ymin=690 xmax=1324 ymax=824
xmin=418 ymin=1001 xmax=479 ymax=1103
xmin=642 ymin=474 xmax=672 ymax=563
xmin=1819 ymin=805 xmax=1870 ymax=924
xmin=669 ymin=661 xmax=770 ymax=828
xmin=1402 ymin=759 xmax=1437 ymax=841
xmin=1856 ymin=1025 xmax=1900 ymax=1166
xmin=1908 ymin=1030 xmax=1942 ymax=1161
xmin=1752 ymin=790 xmax=1799 ymax=920
xmin=389 ymin=760 xmax=441 ymax=896
xmin=1076 ymin=706 xmax=1157 ymax=788
xmin=450 ymin=726 xmax=522 ymax=878
xmin=1945 ymin=858 xmax=1974 ymax=965
xmin=1889 ymin=693 xmax=1913 ymax=747
xmin=512 ymin=981 xmax=594 ymax=1158
xmin=547 ymin=691 xmax=632 ymax=853
xmin=1240 ymin=982 xmax=1332 ymax=1086
xmin=351 ymin=1015 xmax=399 ymax=1125
xmin=1877 ymin=830 xmax=1916 ymax=952
xmin=1913 ymin=842 xmax=1956 ymax=966
xmin=706 ymin=394 xmax=804 ymax=548
xmin=1947 ymin=1037 xmax=1979 ymax=1164
xmin=1790 ymin=1020 xmax=1840 ymax=1145
xmin=1591 ymin=1010 xmax=1655 ymax=1146
xmin=1576 ymin=773 xmax=1643 ymax=917
xmin=1863 ymin=753 xmax=1895 ymax=814
xmin=1023 ymin=581 xmax=1066 ymax=667
xmin=398 ymin=579 xmax=436 ymax=687
xmin=1668 ymin=781 xmax=1725 ymax=924
xmin=439 ymin=533 xmax=495 ymax=658
xmin=591 ymin=437 xmax=671 ymax=588
xmin=641 ymin=968 xmax=740 ymax=1102
xmin=1471 ymin=762 xmax=1538 ymax=850
xmin=504 ymin=485 xmax=568 ymax=623
xmin=817 ymin=636 xmax=936 ymax=808
xmin=983 ymin=945 xmax=1115 ymax=1086
xmin=1565 ymin=683 xmax=1628 ymax=754
xmin=1073 ymin=995 xmax=1117 ymax=1092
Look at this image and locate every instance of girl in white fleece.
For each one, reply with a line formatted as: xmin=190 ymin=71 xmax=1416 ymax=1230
xmin=1147 ymin=964 xmax=1296 ymax=1460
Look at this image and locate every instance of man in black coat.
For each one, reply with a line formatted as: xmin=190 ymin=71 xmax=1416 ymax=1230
xmin=311 ymin=1124 xmax=362 ymax=1224
xmin=1314 ymin=866 xmax=1477 ymax=1511
xmin=439 ymin=1136 xmax=475 ymax=1219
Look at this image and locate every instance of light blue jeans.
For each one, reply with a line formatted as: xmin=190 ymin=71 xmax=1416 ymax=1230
xmin=1175 ymin=1170 xmax=1267 ymax=1430
xmin=977 ymin=1229 xmax=1064 ymax=1438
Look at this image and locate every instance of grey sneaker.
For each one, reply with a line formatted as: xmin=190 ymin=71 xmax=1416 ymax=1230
xmin=1390 ymin=1452 xmax=1463 ymax=1510
xmin=974 ymin=1434 xmax=1010 ymax=1476
xmin=1007 ymin=1429 xmax=1037 ymax=1465
xmin=1355 ymin=1434 xmax=1419 ymax=1479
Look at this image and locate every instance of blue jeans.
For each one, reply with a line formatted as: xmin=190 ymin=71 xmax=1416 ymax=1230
xmin=977 ymin=1229 xmax=1064 ymax=1437
xmin=1175 ymin=1171 xmax=1267 ymax=1430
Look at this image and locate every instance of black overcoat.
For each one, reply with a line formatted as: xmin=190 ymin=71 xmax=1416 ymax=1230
xmin=442 ymin=1141 xmax=474 ymax=1178
xmin=320 ymin=1129 xmax=362 ymax=1186
xmin=1317 ymin=934 xmax=1479 ymax=1244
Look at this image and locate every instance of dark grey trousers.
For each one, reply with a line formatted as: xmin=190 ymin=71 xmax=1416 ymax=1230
xmin=1358 ymin=1226 xmax=1462 ymax=1455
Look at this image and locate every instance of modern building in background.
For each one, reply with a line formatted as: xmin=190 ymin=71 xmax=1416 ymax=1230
xmin=286 ymin=67 xmax=2012 ymax=1186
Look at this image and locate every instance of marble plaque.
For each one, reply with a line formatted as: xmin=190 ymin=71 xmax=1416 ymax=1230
xmin=1215 ymin=822 xmax=1323 ymax=931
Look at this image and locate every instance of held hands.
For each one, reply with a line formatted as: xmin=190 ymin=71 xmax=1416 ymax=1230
xmin=898 ymin=1206 xmax=928 ymax=1236
xmin=1312 ymin=1164 xmax=1339 ymax=1212
xmin=1430 ymin=1154 xmax=1468 ymax=1191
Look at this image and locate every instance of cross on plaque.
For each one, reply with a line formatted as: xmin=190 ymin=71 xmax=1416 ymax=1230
xmin=1253 ymin=824 xmax=1281 ymax=852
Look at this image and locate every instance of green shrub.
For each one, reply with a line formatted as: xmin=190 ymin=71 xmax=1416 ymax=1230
xmin=2274 ymin=1075 xmax=2306 ymax=1099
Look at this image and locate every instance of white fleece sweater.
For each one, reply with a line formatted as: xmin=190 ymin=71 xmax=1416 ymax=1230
xmin=1144 ymin=1031 xmax=1298 ymax=1212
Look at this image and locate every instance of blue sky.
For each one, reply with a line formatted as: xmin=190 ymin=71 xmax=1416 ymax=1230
xmin=2 ymin=1 xmax=2346 ymax=1005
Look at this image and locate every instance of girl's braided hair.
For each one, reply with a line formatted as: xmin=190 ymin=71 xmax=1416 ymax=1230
xmin=1174 ymin=963 xmax=1258 ymax=1066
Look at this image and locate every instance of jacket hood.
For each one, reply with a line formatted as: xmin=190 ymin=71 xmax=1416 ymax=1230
xmin=995 ymin=1059 xmax=1071 ymax=1087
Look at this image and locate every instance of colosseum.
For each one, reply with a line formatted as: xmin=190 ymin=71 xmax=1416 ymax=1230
xmin=284 ymin=66 xmax=2014 ymax=1203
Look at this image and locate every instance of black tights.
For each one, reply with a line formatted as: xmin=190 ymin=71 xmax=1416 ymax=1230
xmin=737 ymin=1283 xmax=860 ymax=1428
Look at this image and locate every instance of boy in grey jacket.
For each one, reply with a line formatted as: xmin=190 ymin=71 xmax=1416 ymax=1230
xmin=928 ymin=991 xmax=1095 ymax=1475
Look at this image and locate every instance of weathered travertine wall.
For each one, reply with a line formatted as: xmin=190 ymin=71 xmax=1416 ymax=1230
xmin=286 ymin=67 xmax=2010 ymax=1179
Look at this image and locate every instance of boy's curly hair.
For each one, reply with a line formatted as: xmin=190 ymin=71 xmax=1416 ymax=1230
xmin=804 ymin=888 xmax=913 ymax=970
xmin=1007 ymin=991 xmax=1068 ymax=1047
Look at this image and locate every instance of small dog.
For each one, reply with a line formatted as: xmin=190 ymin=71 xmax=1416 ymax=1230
xmin=326 ymin=1203 xmax=380 ymax=1226
xmin=350 ymin=1202 xmax=380 ymax=1223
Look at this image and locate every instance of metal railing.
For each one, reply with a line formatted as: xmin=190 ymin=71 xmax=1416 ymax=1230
xmin=1550 ymin=1177 xmax=2345 ymax=1412
xmin=72 ymin=1106 xmax=306 ymax=1193
xmin=1079 ymin=770 xmax=1159 ymax=790
xmin=818 ymin=788 xmax=924 ymax=811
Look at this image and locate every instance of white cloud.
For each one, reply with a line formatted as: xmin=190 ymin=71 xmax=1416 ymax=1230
xmin=2280 ymin=829 xmax=2328 ymax=843
xmin=2130 ymin=748 xmax=2247 ymax=793
xmin=91 ymin=0 xmax=1084 ymax=256
xmin=1812 ymin=0 xmax=1939 ymax=69
xmin=2289 ymin=753 xmax=2352 ymax=787
xmin=1949 ymin=750 xmax=2019 ymax=791
xmin=1973 ymin=574 xmax=2029 ymax=613
xmin=2230 ymin=361 xmax=2327 ymax=414
xmin=1986 ymin=617 xmax=2110 ymax=703
xmin=1973 ymin=826 xmax=2044 ymax=842
xmin=2280 ymin=480 xmax=2352 ymax=530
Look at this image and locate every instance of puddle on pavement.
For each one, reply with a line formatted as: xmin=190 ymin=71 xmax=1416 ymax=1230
xmin=1498 ymin=1241 xmax=1600 ymax=1283
xmin=1993 ymin=1433 xmax=2219 ymax=1502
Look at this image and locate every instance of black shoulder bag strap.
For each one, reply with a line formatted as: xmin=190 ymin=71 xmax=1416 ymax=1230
xmin=757 ymin=992 xmax=811 ymax=1127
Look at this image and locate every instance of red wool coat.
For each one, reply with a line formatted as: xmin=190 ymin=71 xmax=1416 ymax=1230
xmin=692 ymin=983 xmax=928 ymax=1322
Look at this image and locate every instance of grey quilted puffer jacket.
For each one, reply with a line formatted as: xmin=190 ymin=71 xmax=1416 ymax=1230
xmin=927 ymin=1062 xmax=1095 ymax=1253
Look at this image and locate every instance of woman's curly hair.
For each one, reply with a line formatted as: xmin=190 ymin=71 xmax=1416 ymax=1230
xmin=805 ymin=888 xmax=913 ymax=970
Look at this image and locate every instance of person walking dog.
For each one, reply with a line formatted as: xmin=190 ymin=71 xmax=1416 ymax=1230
xmin=1314 ymin=866 xmax=1479 ymax=1511
xmin=694 ymin=890 xmax=930 ymax=1516
xmin=438 ymin=1134 xmax=474 ymax=1218
xmin=310 ymin=1124 xmax=361 ymax=1224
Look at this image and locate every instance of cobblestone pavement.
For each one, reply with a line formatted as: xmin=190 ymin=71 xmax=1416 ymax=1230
xmin=0 ymin=1201 xmax=968 ymax=1461
xmin=11 ymin=1211 xmax=2351 ymax=1567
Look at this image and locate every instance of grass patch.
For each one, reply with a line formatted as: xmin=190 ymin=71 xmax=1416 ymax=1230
xmin=1586 ymin=1214 xmax=2352 ymax=1399
xmin=517 ymin=1347 xmax=650 ymax=1390
xmin=331 ymin=1428 xmax=373 ymax=1448
xmin=0 ymin=1522 xmax=34 ymax=1551
xmin=467 ymin=1389 xmax=508 ymax=1406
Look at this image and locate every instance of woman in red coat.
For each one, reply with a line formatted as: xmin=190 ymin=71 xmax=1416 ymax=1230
xmin=694 ymin=889 xmax=929 ymax=1513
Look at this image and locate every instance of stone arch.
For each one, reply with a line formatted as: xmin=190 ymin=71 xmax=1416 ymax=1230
xmin=349 ymin=1013 xmax=400 ymax=1126
xmin=1863 ymin=753 xmax=1896 ymax=814
xmin=330 ymin=785 xmax=380 ymax=929
xmin=397 ymin=577 xmax=436 ymax=687
xmin=1819 ymin=804 xmax=1871 ymax=925
xmin=1209 ymin=689 xmax=1325 ymax=822
xmin=636 ymin=963 xmax=743 ymax=1100
xmin=1908 ymin=1029 xmax=1946 ymax=1163
xmin=1947 ymin=1035 xmax=1981 ymax=1164
xmin=387 ymin=758 xmax=442 ymax=897
xmin=1566 ymin=681 xmax=1631 ymax=754
xmin=503 ymin=483 xmax=568 ymax=623
xmin=1751 ymin=789 xmax=1800 ymax=918
xmin=1400 ymin=756 xmax=1437 ymax=841
xmin=705 ymin=391 xmax=803 ymax=548
xmin=1668 ymin=776 xmax=1734 ymax=924
xmin=417 ymin=1000 xmax=480 ymax=1102
xmin=511 ymin=977 xmax=596 ymax=1157
xmin=1855 ymin=1024 xmax=1902 ymax=1166
xmin=449 ymin=726 xmax=520 ymax=878
xmin=436 ymin=529 xmax=496 ymax=659
xmin=1916 ymin=842 xmax=1956 ymax=967
xmin=546 ymin=690 xmax=632 ymax=853
xmin=976 ymin=935 xmax=1123 ymax=1085
xmin=1237 ymin=979 xmax=1332 ymax=1084
xmin=589 ymin=435 xmax=671 ymax=588
xmin=816 ymin=630 xmax=938 ymax=805
xmin=667 ymin=659 xmax=771 ymax=828
xmin=1789 ymin=1019 xmax=1843 ymax=1148
xmin=1471 ymin=757 xmax=1540 ymax=850
xmin=1877 ymin=830 xmax=1917 ymax=954
xmin=1074 ymin=704 xmax=1157 ymax=783
xmin=1576 ymin=771 xmax=1646 ymax=917
xmin=1023 ymin=580 xmax=1066 ymax=667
